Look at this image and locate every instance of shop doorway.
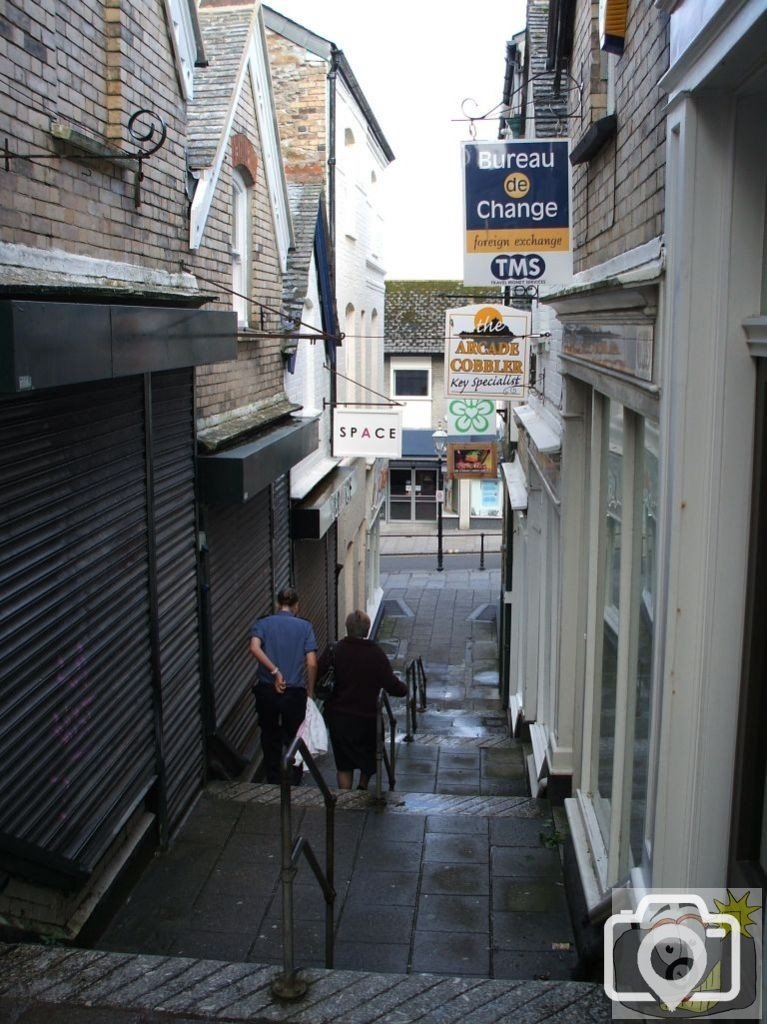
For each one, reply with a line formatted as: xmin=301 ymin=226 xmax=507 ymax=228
xmin=732 ymin=360 xmax=767 ymax=888
xmin=388 ymin=466 xmax=438 ymax=521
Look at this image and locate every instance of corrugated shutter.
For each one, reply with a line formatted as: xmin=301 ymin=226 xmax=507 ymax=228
xmin=0 ymin=379 xmax=155 ymax=868
xmin=294 ymin=522 xmax=337 ymax=656
xmin=271 ymin=474 xmax=291 ymax=594
xmin=207 ymin=495 xmax=272 ymax=756
xmin=150 ymin=369 xmax=203 ymax=835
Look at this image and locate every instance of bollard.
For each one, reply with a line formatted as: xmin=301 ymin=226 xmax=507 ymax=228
xmin=479 ymin=532 xmax=485 ymax=570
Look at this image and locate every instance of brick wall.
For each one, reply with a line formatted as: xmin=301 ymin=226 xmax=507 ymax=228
xmin=568 ymin=1 xmax=669 ymax=270
xmin=0 ymin=1 xmax=191 ymax=272
xmin=265 ymin=30 xmax=327 ymax=182
xmin=191 ymin=76 xmax=286 ymax=424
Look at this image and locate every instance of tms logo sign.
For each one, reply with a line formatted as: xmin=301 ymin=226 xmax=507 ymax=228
xmin=491 ymin=253 xmax=546 ymax=281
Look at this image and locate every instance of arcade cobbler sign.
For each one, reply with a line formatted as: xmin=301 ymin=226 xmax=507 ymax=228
xmin=462 ymin=140 xmax=572 ymax=287
xmin=445 ymin=303 xmax=531 ymax=399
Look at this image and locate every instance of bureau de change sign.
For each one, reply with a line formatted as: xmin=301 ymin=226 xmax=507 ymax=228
xmin=462 ymin=140 xmax=572 ymax=287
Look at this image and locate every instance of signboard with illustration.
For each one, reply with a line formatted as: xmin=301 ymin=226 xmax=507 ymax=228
xmin=445 ymin=303 xmax=531 ymax=399
xmin=447 ymin=442 xmax=497 ymax=480
xmin=446 ymin=397 xmax=498 ymax=438
xmin=333 ymin=407 xmax=402 ymax=458
xmin=462 ymin=140 xmax=572 ymax=287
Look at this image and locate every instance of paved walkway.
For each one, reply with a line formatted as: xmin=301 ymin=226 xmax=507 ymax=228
xmin=0 ymin=563 xmax=611 ymax=1022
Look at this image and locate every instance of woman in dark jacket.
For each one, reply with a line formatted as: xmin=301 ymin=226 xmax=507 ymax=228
xmin=319 ymin=609 xmax=406 ymax=791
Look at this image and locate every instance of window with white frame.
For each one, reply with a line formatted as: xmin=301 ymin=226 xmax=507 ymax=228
xmin=391 ymin=358 xmax=432 ymax=430
xmin=585 ymin=393 xmax=658 ymax=885
xmin=231 ymin=169 xmax=251 ymax=327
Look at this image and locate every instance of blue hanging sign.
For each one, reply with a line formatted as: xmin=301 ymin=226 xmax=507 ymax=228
xmin=462 ymin=140 xmax=572 ymax=287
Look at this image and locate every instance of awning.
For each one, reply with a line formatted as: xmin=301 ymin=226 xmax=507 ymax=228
xmin=0 ymin=300 xmax=237 ymax=393
xmin=501 ymin=459 xmax=528 ymax=511
xmin=197 ymin=417 xmax=319 ymax=505
xmin=513 ymin=404 xmax=562 ymax=454
xmin=291 ymin=466 xmax=356 ymax=540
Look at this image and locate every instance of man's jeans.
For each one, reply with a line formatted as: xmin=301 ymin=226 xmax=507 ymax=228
xmin=254 ymin=684 xmax=307 ymax=783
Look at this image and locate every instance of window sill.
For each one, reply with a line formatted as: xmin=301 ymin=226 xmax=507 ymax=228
xmin=570 ymin=114 xmax=617 ymax=165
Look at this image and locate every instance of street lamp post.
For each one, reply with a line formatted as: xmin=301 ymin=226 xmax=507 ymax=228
xmin=432 ymin=425 xmax=447 ymax=573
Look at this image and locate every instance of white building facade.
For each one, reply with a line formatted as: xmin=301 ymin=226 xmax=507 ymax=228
xmin=265 ymin=8 xmax=394 ymax=631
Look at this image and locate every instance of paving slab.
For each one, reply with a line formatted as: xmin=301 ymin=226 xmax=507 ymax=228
xmin=0 ymin=562 xmax=615 ymax=1021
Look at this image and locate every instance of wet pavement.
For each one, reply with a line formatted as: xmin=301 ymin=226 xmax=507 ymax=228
xmin=0 ymin=551 xmax=611 ymax=1021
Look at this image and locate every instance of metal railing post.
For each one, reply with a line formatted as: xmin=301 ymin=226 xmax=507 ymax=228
xmin=271 ymin=736 xmax=337 ymax=1001
xmin=272 ymin=757 xmax=305 ymax=1001
xmin=404 ymin=659 xmax=416 ymax=741
xmin=374 ymin=689 xmax=397 ymax=803
xmin=417 ymin=656 xmax=427 ymax=711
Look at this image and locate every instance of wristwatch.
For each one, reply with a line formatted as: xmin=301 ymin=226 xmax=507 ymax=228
xmin=270 ymin=667 xmax=280 ymax=676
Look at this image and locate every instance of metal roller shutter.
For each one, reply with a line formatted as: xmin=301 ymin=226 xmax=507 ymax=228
xmin=271 ymin=474 xmax=291 ymax=595
xmin=294 ymin=521 xmax=337 ymax=656
xmin=207 ymin=494 xmax=272 ymax=756
xmin=149 ymin=369 xmax=203 ymax=836
xmin=0 ymin=379 xmax=156 ymax=869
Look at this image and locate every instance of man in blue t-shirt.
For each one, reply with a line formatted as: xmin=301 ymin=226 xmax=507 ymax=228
xmin=249 ymin=587 xmax=318 ymax=784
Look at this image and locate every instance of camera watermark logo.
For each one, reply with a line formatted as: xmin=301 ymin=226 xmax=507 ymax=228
xmin=604 ymin=888 xmax=762 ymax=1019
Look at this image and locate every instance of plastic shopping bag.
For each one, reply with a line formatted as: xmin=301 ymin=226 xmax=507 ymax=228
xmin=295 ymin=697 xmax=328 ymax=764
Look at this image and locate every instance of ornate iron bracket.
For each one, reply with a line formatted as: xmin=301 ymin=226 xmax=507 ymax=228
xmin=3 ymin=108 xmax=168 ymax=209
xmin=456 ymin=70 xmax=583 ymax=139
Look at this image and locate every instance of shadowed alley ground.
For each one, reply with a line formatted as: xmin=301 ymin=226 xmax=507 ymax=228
xmin=0 ymin=548 xmax=612 ymax=1022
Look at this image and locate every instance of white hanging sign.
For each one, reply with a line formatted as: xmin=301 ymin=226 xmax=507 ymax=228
xmin=333 ymin=407 xmax=403 ymax=458
xmin=445 ymin=304 xmax=531 ymax=399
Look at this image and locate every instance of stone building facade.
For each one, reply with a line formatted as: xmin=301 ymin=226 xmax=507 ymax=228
xmin=265 ymin=7 xmax=394 ymax=631
xmin=539 ymin=9 xmax=767 ymax=1013
xmin=0 ymin=0 xmax=239 ymax=936
xmin=383 ymin=280 xmax=503 ymax=531
xmin=530 ymin=0 xmax=671 ymax=964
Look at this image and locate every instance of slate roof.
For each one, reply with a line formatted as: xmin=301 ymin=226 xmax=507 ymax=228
xmin=283 ymin=182 xmax=323 ymax=330
xmin=384 ymin=280 xmax=501 ymax=355
xmin=528 ymin=0 xmax=570 ymax=138
xmin=187 ymin=6 xmax=254 ymax=170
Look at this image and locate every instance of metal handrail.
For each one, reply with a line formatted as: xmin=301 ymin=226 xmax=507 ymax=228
xmin=374 ymin=689 xmax=397 ymax=802
xmin=403 ymin=656 xmax=428 ymax=741
xmin=271 ymin=736 xmax=337 ymax=1001
xmin=414 ymin=655 xmax=427 ymax=711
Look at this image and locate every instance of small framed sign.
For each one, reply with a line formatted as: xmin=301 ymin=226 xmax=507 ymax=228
xmin=447 ymin=442 xmax=497 ymax=479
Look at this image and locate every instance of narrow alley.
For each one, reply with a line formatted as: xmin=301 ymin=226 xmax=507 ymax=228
xmin=0 ymin=546 xmax=611 ymax=1022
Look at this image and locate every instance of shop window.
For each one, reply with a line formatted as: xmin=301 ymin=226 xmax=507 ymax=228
xmin=470 ymin=478 xmax=502 ymax=517
xmin=629 ymin=419 xmax=658 ymax=868
xmin=584 ymin=394 xmax=659 ymax=884
xmin=595 ymin=400 xmax=623 ymax=842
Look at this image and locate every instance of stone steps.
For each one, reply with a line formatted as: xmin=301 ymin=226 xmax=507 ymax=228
xmin=208 ymin=780 xmax=544 ymax=819
xmin=0 ymin=942 xmax=611 ymax=1023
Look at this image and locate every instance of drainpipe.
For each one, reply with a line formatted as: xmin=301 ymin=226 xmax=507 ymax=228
xmin=328 ymin=47 xmax=338 ymax=276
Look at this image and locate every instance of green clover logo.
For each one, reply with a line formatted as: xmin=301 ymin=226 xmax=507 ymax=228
xmin=448 ymin=398 xmax=495 ymax=434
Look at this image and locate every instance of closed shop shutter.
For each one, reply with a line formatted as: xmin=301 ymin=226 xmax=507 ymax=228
xmin=0 ymin=379 xmax=156 ymax=869
xmin=294 ymin=522 xmax=337 ymax=655
xmin=150 ymin=369 xmax=203 ymax=835
xmin=207 ymin=494 xmax=272 ymax=756
xmin=271 ymin=474 xmax=291 ymax=595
